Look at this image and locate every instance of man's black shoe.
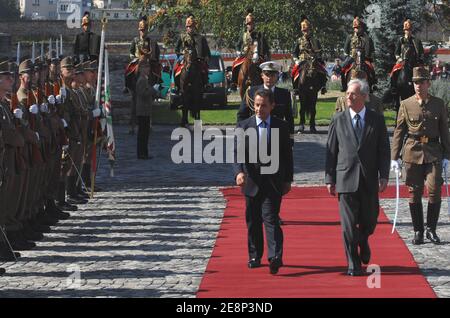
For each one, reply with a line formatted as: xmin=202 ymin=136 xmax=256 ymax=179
xmin=347 ymin=268 xmax=364 ymax=276
xmin=57 ymin=202 xmax=78 ymax=211
xmin=360 ymin=239 xmax=371 ymax=265
xmin=426 ymin=230 xmax=441 ymax=244
xmin=248 ymin=259 xmax=261 ymax=269
xmin=269 ymin=257 xmax=283 ymax=274
xmin=0 ymin=268 xmax=5 ymax=276
xmin=412 ymin=231 xmax=424 ymax=245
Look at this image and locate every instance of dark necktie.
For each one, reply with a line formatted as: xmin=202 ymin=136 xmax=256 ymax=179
xmin=354 ymin=113 xmax=363 ymax=143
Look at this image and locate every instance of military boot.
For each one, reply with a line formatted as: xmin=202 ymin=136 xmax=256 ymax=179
xmin=426 ymin=202 xmax=441 ymax=244
xmin=409 ymin=203 xmax=425 ymax=245
xmin=56 ymin=180 xmax=78 ymax=211
xmin=67 ymin=176 xmax=88 ymax=204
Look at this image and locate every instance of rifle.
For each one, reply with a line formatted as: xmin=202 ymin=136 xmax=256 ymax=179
xmin=27 ymin=57 xmax=43 ymax=165
xmin=9 ymin=61 xmax=25 ymax=174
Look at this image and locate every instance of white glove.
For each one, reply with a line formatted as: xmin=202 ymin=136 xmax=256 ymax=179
xmin=236 ymin=51 xmax=242 ymax=56
xmin=294 ymin=58 xmax=300 ymax=65
xmin=61 ymin=118 xmax=68 ymax=128
xmin=47 ymin=95 xmax=56 ymax=105
xmin=390 ymin=160 xmax=400 ymax=172
xmin=92 ymin=108 xmax=101 ymax=118
xmin=397 ymin=58 xmax=403 ymax=63
xmin=60 ymin=87 xmax=67 ymax=98
xmin=40 ymin=103 xmax=49 ymax=113
xmin=55 ymin=95 xmax=62 ymax=104
xmin=62 ymin=145 xmax=69 ymax=152
xmin=443 ymin=159 xmax=449 ymax=171
xmin=153 ymin=84 xmax=160 ymax=93
xmin=13 ymin=108 xmax=23 ymax=119
xmin=29 ymin=104 xmax=39 ymax=114
xmin=35 ymin=132 xmax=40 ymax=141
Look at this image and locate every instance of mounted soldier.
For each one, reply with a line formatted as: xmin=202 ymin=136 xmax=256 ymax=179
xmin=231 ymin=9 xmax=271 ymax=99
xmin=125 ymin=16 xmax=161 ymax=135
xmin=174 ymin=14 xmax=211 ymax=126
xmin=341 ymin=16 xmax=376 ymax=92
xmin=390 ymin=19 xmax=424 ymax=113
xmin=291 ymin=16 xmax=328 ymax=96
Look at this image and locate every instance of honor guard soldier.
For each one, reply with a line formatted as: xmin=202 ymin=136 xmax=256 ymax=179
xmin=74 ymin=12 xmax=101 ymax=64
xmin=291 ymin=16 xmax=328 ymax=95
xmin=175 ymin=14 xmax=211 ymax=88
xmin=231 ymin=9 xmax=271 ymax=88
xmin=341 ymin=16 xmax=376 ymax=92
xmin=390 ymin=19 xmax=424 ymax=95
xmin=391 ymin=66 xmax=450 ymax=245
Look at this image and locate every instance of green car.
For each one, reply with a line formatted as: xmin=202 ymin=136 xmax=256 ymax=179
xmin=163 ymin=51 xmax=228 ymax=109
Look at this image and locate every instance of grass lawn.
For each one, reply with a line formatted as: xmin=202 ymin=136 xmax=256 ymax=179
xmin=152 ymin=97 xmax=397 ymax=126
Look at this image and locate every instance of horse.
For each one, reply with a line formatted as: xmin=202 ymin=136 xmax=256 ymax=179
xmin=179 ymin=49 xmax=204 ymax=126
xmin=238 ymin=42 xmax=263 ymax=101
xmin=296 ymin=58 xmax=327 ymax=133
xmin=391 ymin=49 xmax=416 ymax=114
xmin=124 ymin=56 xmax=161 ymax=134
xmin=344 ymin=50 xmax=376 ymax=92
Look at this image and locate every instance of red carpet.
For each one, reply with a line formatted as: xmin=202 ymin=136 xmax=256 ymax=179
xmin=197 ymin=186 xmax=436 ymax=298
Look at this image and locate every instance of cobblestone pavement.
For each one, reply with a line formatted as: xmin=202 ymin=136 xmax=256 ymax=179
xmin=0 ymin=124 xmax=448 ymax=297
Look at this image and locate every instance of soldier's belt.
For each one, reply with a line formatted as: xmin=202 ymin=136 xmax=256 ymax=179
xmin=408 ymin=135 xmax=439 ymax=144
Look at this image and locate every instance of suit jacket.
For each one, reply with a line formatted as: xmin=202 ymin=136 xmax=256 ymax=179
xmin=325 ymin=108 xmax=390 ymax=193
xmin=237 ymin=85 xmax=294 ymax=137
xmin=233 ymin=116 xmax=293 ymax=198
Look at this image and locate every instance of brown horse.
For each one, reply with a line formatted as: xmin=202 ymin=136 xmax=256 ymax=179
xmin=179 ymin=49 xmax=204 ymax=126
xmin=238 ymin=43 xmax=263 ymax=100
xmin=344 ymin=50 xmax=376 ymax=92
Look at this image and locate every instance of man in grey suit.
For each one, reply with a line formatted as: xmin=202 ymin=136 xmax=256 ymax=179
xmin=325 ymin=79 xmax=390 ymax=276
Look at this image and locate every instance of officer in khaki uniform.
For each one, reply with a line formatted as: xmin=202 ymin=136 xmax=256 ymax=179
xmin=335 ymin=70 xmax=383 ymax=115
xmin=391 ymin=66 xmax=450 ymax=245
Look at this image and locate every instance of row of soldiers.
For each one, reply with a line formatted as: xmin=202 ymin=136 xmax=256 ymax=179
xmin=0 ymin=53 xmax=102 ymax=276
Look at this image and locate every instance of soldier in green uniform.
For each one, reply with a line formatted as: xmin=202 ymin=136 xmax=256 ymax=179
xmin=391 ymin=66 xmax=450 ymax=245
xmin=341 ymin=16 xmax=375 ymax=92
xmin=0 ymin=60 xmax=24 ymax=261
xmin=390 ymin=19 xmax=424 ymax=95
xmin=231 ymin=9 xmax=271 ymax=87
xmin=73 ymin=12 xmax=101 ymax=64
xmin=292 ymin=16 xmax=328 ymax=95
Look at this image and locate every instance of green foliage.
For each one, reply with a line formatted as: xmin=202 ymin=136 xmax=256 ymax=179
xmin=131 ymin=0 xmax=372 ymax=56
xmin=0 ymin=0 xmax=20 ymax=21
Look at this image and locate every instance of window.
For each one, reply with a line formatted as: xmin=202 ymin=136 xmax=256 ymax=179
xmin=114 ymin=13 xmax=119 ymax=18
xmin=49 ymin=0 xmax=54 ymax=4
xmin=48 ymin=11 xmax=56 ymax=18
xmin=33 ymin=0 xmax=39 ymax=6
xmin=60 ymin=4 xmax=68 ymax=12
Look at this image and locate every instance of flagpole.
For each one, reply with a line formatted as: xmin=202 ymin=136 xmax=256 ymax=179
xmin=91 ymin=17 xmax=107 ymax=199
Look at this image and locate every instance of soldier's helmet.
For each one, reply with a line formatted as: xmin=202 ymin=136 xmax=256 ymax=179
xmin=19 ymin=59 xmax=33 ymax=75
xmin=403 ymin=19 xmax=412 ymax=31
xmin=139 ymin=16 xmax=149 ymax=31
xmin=185 ymin=14 xmax=196 ymax=28
xmin=300 ymin=15 xmax=311 ymax=31
xmin=412 ymin=66 xmax=430 ymax=82
xmin=82 ymin=11 xmax=90 ymax=27
xmin=245 ymin=8 xmax=254 ymax=25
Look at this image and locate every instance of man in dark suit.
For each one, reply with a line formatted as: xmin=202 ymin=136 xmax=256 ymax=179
xmin=73 ymin=12 xmax=101 ymax=64
xmin=325 ymin=79 xmax=390 ymax=276
xmin=234 ymin=89 xmax=293 ymax=275
xmin=237 ymin=61 xmax=294 ymax=141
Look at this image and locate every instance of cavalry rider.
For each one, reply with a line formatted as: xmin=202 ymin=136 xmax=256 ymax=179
xmin=230 ymin=9 xmax=271 ymax=89
xmin=125 ymin=16 xmax=161 ymax=134
xmin=390 ymin=19 xmax=424 ymax=95
xmin=291 ymin=16 xmax=328 ymax=95
xmin=341 ymin=16 xmax=375 ymax=92
xmin=174 ymin=14 xmax=211 ymax=91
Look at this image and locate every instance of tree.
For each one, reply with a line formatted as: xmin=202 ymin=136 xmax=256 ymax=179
xmin=0 ymin=0 xmax=20 ymax=21
xmin=365 ymin=0 xmax=427 ymax=90
xmin=131 ymin=0 xmax=372 ymax=58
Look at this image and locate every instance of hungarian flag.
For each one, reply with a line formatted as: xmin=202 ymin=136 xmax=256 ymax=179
xmin=103 ymin=48 xmax=116 ymax=176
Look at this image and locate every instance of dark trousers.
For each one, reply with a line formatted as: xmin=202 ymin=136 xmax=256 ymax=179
xmin=137 ymin=116 xmax=150 ymax=158
xmin=338 ymin=177 xmax=379 ymax=271
xmin=245 ymin=186 xmax=283 ymax=261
